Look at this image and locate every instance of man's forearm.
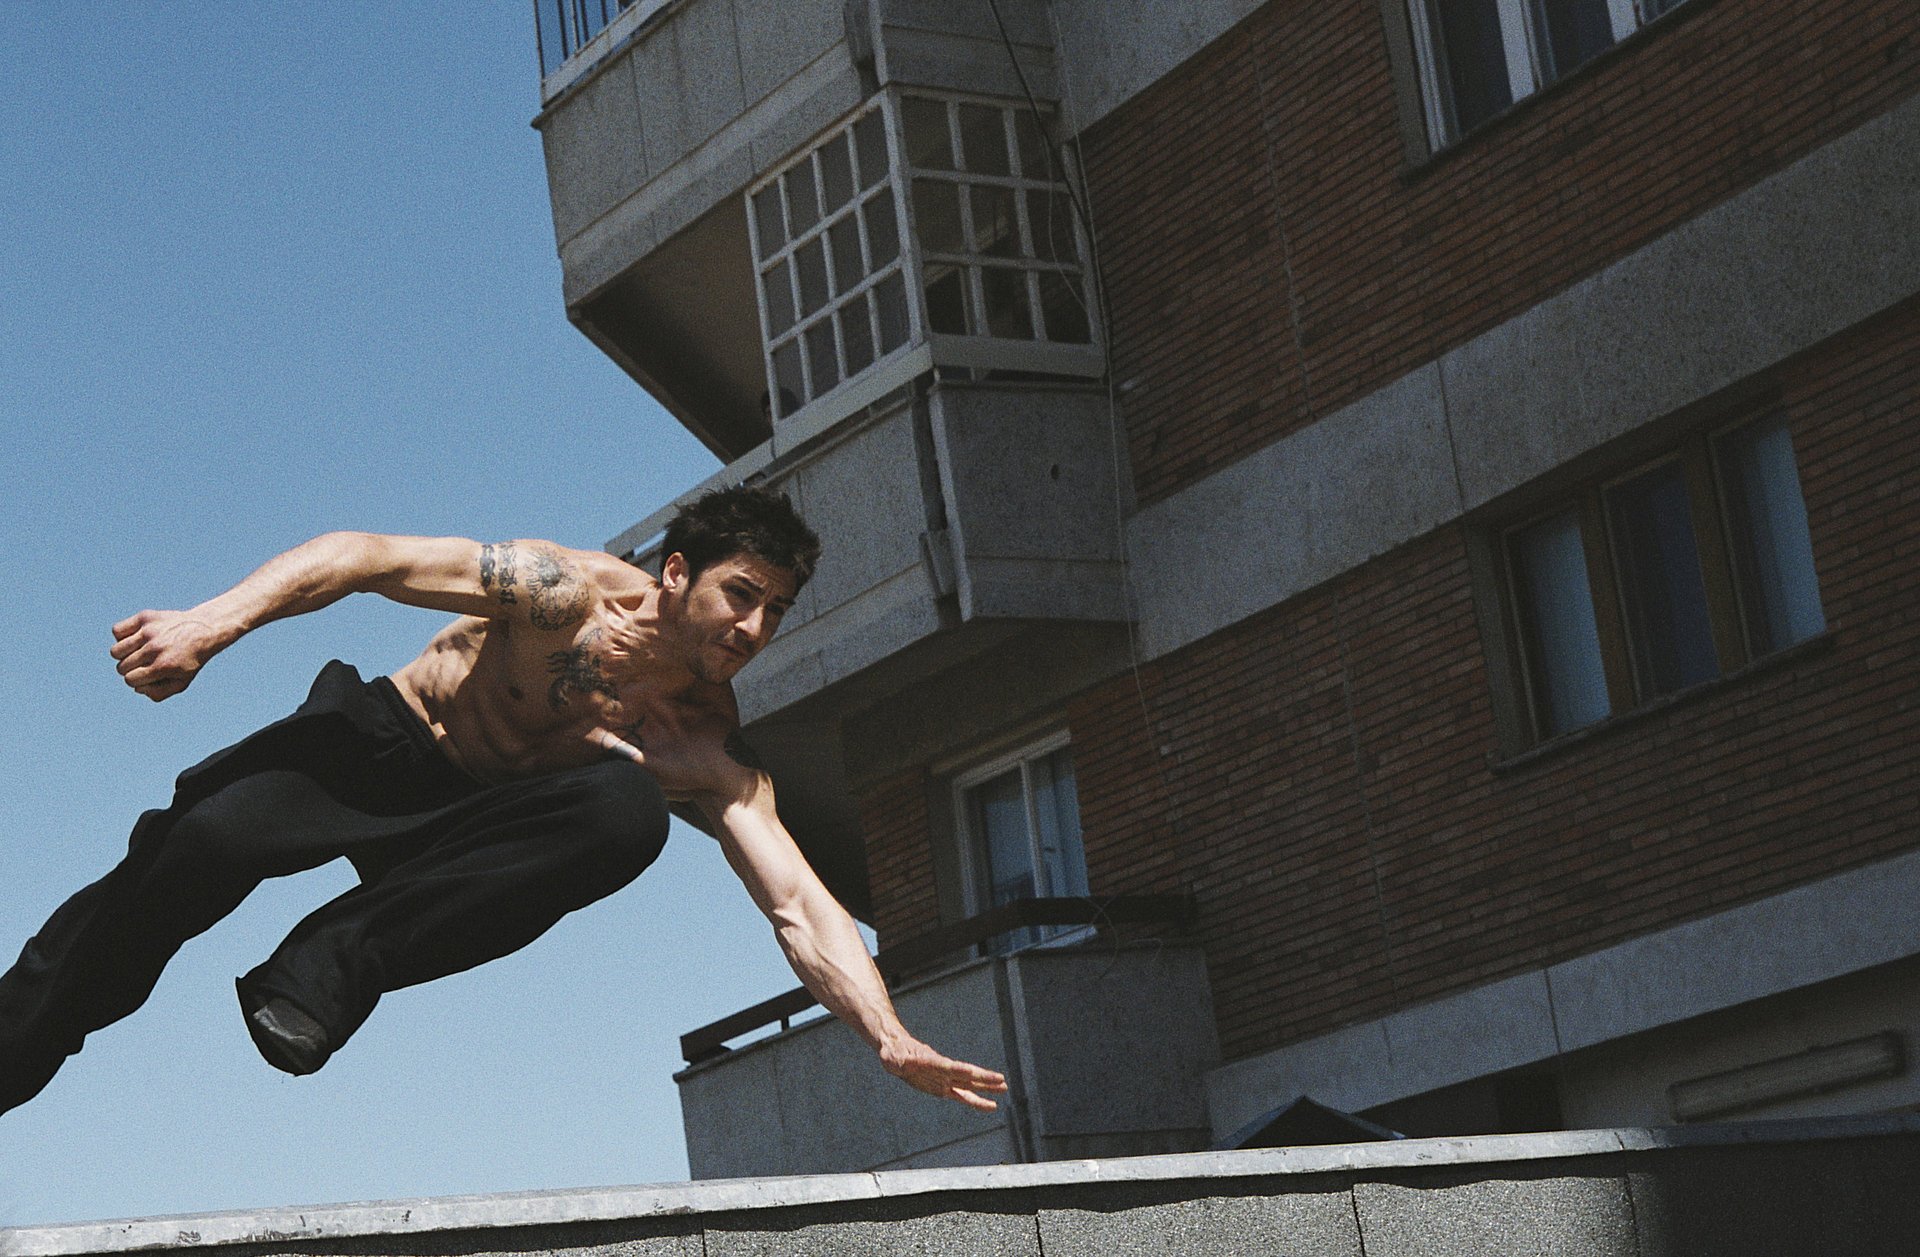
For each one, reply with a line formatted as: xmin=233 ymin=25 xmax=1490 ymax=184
xmin=190 ymin=531 xmax=383 ymax=646
xmin=771 ymin=886 xmax=909 ymax=1054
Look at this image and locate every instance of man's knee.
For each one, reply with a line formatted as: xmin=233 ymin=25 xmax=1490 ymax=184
xmin=562 ymin=761 xmax=670 ymax=881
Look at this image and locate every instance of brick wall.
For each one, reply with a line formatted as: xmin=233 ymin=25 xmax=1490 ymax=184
xmin=1065 ymin=299 xmax=1920 ymax=1061
xmin=1081 ymin=0 xmax=1920 ymax=504
xmin=859 ymin=768 xmax=940 ymax=950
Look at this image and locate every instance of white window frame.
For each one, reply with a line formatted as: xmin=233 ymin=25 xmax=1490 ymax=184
xmin=951 ymin=730 xmax=1089 ymax=933
xmin=1407 ymin=0 xmax=1681 ymax=148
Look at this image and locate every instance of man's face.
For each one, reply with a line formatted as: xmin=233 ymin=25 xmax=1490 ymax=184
xmin=668 ymin=552 xmax=799 ymax=683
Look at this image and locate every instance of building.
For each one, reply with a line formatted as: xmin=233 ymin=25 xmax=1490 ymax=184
xmin=530 ymin=0 xmax=1920 ymax=1178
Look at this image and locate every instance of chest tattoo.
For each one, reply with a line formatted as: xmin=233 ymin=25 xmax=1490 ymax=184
xmin=545 ymin=629 xmax=619 ymax=709
xmin=528 ymin=548 xmax=590 ymax=630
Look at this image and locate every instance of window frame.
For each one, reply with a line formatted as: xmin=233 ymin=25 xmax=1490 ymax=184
xmin=950 ymin=730 xmax=1091 ymax=954
xmin=1400 ymin=0 xmax=1697 ymax=152
xmin=1487 ymin=409 xmax=1823 ymax=753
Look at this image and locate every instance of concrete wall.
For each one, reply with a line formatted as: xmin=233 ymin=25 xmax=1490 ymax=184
xmin=676 ymin=944 xmax=1218 ymax=1180
xmin=9 ymin=1118 xmax=1918 ymax=1257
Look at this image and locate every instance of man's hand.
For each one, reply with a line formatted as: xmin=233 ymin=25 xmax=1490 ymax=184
xmin=110 ymin=609 xmax=228 ymax=702
xmin=880 ymin=1036 xmax=1010 ymax=1112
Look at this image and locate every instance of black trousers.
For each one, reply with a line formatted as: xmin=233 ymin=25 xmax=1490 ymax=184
xmin=0 ymin=660 xmax=669 ymax=1114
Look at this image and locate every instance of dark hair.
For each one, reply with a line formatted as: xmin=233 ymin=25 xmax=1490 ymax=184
xmin=662 ymin=484 xmax=821 ymax=590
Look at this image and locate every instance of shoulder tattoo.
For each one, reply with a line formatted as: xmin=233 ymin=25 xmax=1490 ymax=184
xmin=724 ymin=730 xmax=766 ymax=771
xmin=479 ymin=542 xmax=520 ymax=607
xmin=527 ymin=546 xmax=591 ymax=631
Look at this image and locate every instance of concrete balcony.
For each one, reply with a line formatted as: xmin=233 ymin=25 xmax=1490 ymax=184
xmin=674 ymin=940 xmax=1219 ymax=1179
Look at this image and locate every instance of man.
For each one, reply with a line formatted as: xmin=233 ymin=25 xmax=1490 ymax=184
xmin=0 ymin=486 xmax=1006 ymax=1117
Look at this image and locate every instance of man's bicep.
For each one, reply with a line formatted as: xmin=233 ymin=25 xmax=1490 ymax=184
xmin=365 ymin=536 xmax=596 ymax=629
xmin=708 ymin=789 xmax=816 ymax=919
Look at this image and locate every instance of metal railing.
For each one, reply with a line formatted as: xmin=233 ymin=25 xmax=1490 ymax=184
xmin=679 ymin=894 xmax=1197 ymax=1065
xmin=533 ymin=0 xmax=666 ymax=80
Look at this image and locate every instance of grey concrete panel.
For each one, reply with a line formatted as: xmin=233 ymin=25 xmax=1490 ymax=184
xmin=1380 ymin=971 xmax=1560 ymax=1104
xmin=1446 ymin=89 xmax=1920 ymax=510
xmin=1354 ymin=1174 xmax=1637 ymax=1257
xmin=636 ymin=0 xmax=749 ymax=175
xmin=681 ymin=1037 xmax=789 ymax=1181
xmin=874 ymin=1127 xmax=1020 ymax=1171
xmin=1546 ymin=845 xmax=1920 ymax=1053
xmin=734 ymin=0 xmax=849 ymax=108
xmin=956 ymin=558 xmax=1127 ymax=622
xmin=746 ymin=57 xmax=870 ymax=177
xmin=705 ymin=1210 xmax=1039 ymax=1257
xmin=560 ymin=200 xmax=661 ymax=309
xmin=1008 ymin=948 xmax=1218 ymax=1137
xmin=783 ymin=409 xmax=931 ymax=609
xmin=1130 ymin=361 xmax=1458 ymax=661
xmin=642 ymin=144 xmax=759 ymax=275
xmin=931 ymin=387 xmax=1124 ymax=565
xmin=876 ymin=28 xmax=1058 ymax=102
xmin=541 ymin=56 xmax=651 ymax=246
xmin=1038 ymin=1192 xmax=1362 ymax=1257
xmin=1046 ymin=0 xmax=1266 ymax=134
xmin=876 ymin=0 xmax=1052 ymax=47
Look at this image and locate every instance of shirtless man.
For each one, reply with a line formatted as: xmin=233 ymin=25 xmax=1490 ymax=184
xmin=0 ymin=486 xmax=1006 ymax=1118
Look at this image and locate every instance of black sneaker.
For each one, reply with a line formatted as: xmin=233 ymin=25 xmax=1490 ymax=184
xmin=244 ymin=997 xmax=331 ymax=1076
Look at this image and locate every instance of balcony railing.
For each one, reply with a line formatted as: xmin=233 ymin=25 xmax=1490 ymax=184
xmin=679 ymin=894 xmax=1197 ymax=1064
xmin=534 ymin=0 xmax=669 ymax=83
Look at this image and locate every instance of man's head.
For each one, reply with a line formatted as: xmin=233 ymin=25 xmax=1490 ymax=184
xmin=659 ymin=485 xmax=821 ymax=682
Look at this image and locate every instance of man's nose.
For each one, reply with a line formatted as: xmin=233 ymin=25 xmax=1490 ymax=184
xmin=738 ymin=604 xmax=769 ymax=641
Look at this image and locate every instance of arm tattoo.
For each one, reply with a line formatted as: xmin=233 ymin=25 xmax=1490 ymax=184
xmin=546 ymin=629 xmax=620 ymax=709
xmin=479 ymin=542 xmax=519 ymax=607
xmin=527 ymin=547 xmax=590 ymax=630
xmin=724 ymin=730 xmax=766 ymax=771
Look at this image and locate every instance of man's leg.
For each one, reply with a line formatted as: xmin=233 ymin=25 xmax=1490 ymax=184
xmin=237 ymin=759 xmax=670 ymax=1070
xmin=0 ymin=767 xmax=398 ymax=1114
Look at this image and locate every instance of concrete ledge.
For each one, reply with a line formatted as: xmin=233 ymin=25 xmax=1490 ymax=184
xmin=7 ymin=1115 xmax=1919 ymax=1255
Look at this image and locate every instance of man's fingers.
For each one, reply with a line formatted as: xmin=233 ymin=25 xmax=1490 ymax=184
xmin=109 ymin=632 xmax=142 ymax=661
xmin=111 ymin=611 xmax=153 ymax=639
xmin=950 ymin=1087 xmax=999 ymax=1112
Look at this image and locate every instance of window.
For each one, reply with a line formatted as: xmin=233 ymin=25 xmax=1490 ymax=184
xmin=954 ymin=734 xmax=1090 ymax=954
xmin=1406 ymin=0 xmax=1694 ymax=146
xmin=746 ymin=90 xmax=1101 ymax=427
xmin=1498 ymin=413 xmax=1824 ymax=746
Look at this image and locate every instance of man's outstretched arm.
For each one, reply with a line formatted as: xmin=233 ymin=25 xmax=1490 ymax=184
xmin=695 ymin=762 xmax=1009 ymax=1111
xmin=110 ymin=531 xmax=593 ymax=700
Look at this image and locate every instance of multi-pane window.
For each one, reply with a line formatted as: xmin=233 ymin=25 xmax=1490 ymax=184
xmin=749 ymin=103 xmax=911 ymax=421
xmin=1500 ymin=414 xmax=1825 ymax=745
xmin=746 ymin=90 xmax=1100 ymax=426
xmin=1407 ymin=0 xmax=1693 ymax=146
xmin=955 ymin=735 xmax=1090 ymax=955
xmin=898 ymin=94 xmax=1094 ymax=349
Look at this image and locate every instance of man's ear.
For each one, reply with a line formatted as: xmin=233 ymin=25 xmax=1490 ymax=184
xmin=661 ymin=551 xmax=689 ymax=593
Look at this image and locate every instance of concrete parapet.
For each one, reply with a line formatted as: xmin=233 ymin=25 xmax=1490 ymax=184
xmin=6 ymin=1116 xmax=1918 ymax=1257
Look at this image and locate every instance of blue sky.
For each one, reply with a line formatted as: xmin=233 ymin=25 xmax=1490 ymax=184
xmin=0 ymin=7 xmax=816 ymax=1225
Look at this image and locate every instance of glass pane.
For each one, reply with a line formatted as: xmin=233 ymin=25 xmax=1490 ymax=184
xmin=925 ymin=266 xmax=971 ymax=335
xmin=763 ymin=261 xmax=796 ymax=336
xmin=958 ymin=103 xmax=1012 ymax=176
xmin=1013 ymin=111 xmax=1051 ymax=180
xmin=794 ymin=237 xmax=829 ymax=317
xmin=971 ymin=768 xmax=1036 ymax=909
xmin=912 ymin=179 xmax=965 ymax=255
xmin=1433 ymin=0 xmax=1516 ymax=134
xmin=1026 ymin=189 xmax=1077 ymax=263
xmin=1029 ymin=749 xmax=1089 ymax=899
xmin=787 ymin=162 xmax=821 ymax=235
xmin=819 ymin=133 xmax=855 ymax=213
xmin=1718 ymin=416 xmax=1825 ymax=654
xmin=828 ymin=216 xmax=864 ymax=295
xmin=982 ymin=267 xmax=1034 ymax=340
xmin=1608 ymin=462 xmax=1721 ymax=697
xmin=804 ymin=319 xmax=840 ymax=396
xmin=875 ymin=271 xmax=910 ymax=353
xmin=1509 ymin=511 xmax=1610 ymax=738
xmin=864 ymin=192 xmax=900 ymax=268
xmin=853 ymin=109 xmax=889 ymax=188
xmin=771 ymin=340 xmax=804 ymax=412
xmin=1532 ymin=0 xmax=1616 ymax=80
xmin=969 ymin=184 xmax=1022 ymax=258
xmin=902 ymin=96 xmax=955 ymax=170
xmin=1038 ymin=271 xmax=1092 ymax=345
xmin=751 ymin=184 xmax=786 ymax=259
xmin=842 ymin=300 xmax=876 ymax=376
